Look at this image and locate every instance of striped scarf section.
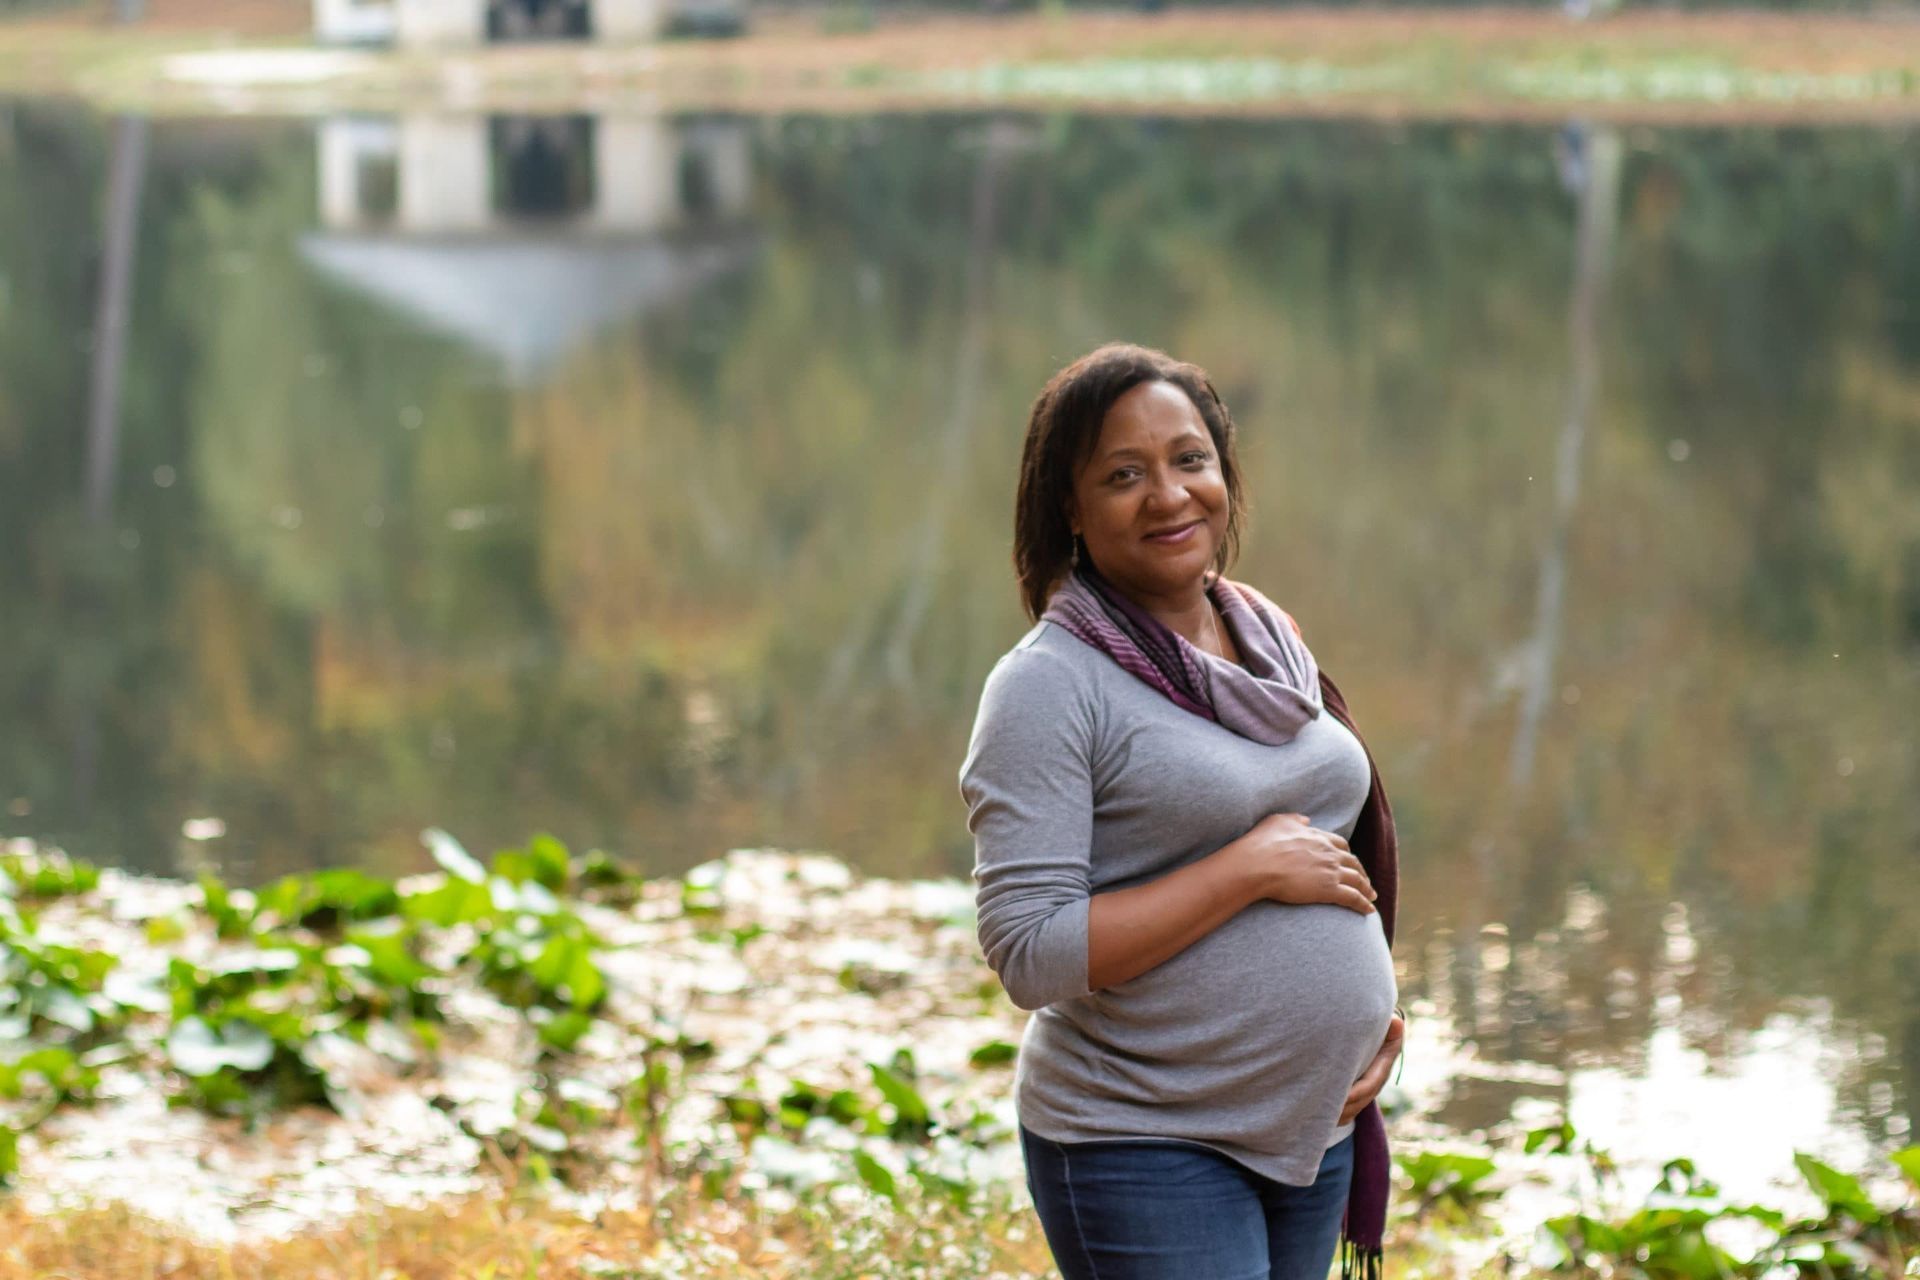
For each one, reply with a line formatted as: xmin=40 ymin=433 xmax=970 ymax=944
xmin=1040 ymin=564 xmax=1322 ymax=745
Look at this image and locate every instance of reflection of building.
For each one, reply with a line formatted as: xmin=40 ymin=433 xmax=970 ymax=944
xmin=301 ymin=113 xmax=756 ymax=383
xmin=313 ymin=0 xmax=743 ymax=47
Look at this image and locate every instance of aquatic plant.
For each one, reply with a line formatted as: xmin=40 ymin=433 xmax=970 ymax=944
xmin=2 ymin=832 xmax=1916 ymax=1280
xmin=1529 ymin=1123 xmax=1920 ymax=1278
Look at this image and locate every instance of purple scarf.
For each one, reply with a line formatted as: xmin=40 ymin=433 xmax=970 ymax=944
xmin=1041 ymin=565 xmax=1322 ymax=743
xmin=1041 ymin=564 xmax=1395 ymax=1280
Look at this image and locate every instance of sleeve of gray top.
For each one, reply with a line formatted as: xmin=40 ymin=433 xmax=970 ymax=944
xmin=957 ymin=646 xmax=1096 ymax=1012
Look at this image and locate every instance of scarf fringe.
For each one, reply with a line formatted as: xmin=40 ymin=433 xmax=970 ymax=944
xmin=1339 ymin=1236 xmax=1383 ymax=1280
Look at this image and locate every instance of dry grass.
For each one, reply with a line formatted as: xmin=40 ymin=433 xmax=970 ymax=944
xmin=3 ymin=6 xmax=1920 ymax=118
xmin=0 ymin=1180 xmax=1069 ymax=1280
xmin=0 ymin=1182 xmax=1501 ymax=1280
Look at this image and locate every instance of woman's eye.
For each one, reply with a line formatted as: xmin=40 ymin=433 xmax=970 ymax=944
xmin=1110 ymin=468 xmax=1138 ymax=483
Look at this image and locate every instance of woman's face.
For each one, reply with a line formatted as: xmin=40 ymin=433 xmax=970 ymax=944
xmin=1068 ymin=379 xmax=1229 ymax=605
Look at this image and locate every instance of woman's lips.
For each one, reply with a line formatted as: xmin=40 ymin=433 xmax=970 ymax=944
xmin=1143 ymin=519 xmax=1203 ymax=545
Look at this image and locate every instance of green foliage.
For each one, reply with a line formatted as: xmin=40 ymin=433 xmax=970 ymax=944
xmin=1794 ymin=1151 xmax=1882 ymax=1223
xmin=868 ymin=1049 xmax=932 ymax=1140
xmin=0 ymin=1045 xmax=103 ymax=1111
xmin=851 ymin=1148 xmax=897 ymax=1202
xmin=0 ymin=898 xmax=123 ymax=1047
xmin=253 ymin=868 xmax=401 ymax=931
xmin=1532 ymin=1122 xmax=1919 ymax=1279
xmin=0 ymin=833 xmax=648 ymax=1137
xmin=0 ymin=850 xmax=98 ymax=900
xmin=1397 ymin=1149 xmax=1500 ymax=1220
xmin=967 ymin=1039 xmax=1017 ymax=1068
xmin=3 ymin=833 xmax=1918 ymax=1262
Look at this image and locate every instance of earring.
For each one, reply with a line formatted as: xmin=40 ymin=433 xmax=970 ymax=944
xmin=1070 ymin=536 xmax=1081 ymax=569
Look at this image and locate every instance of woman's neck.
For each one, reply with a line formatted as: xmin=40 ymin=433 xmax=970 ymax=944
xmin=1106 ymin=575 xmax=1227 ymax=657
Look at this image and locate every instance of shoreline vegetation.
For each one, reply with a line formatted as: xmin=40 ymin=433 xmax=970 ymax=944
xmin=0 ymin=835 xmax=1916 ymax=1278
xmin=1 ymin=8 xmax=1919 ymax=119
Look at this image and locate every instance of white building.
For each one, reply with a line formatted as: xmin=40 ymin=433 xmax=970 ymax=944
xmin=313 ymin=0 xmax=742 ymax=48
xmin=301 ymin=113 xmax=757 ymax=383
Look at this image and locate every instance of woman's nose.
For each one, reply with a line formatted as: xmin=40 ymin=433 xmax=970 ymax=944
xmin=1145 ymin=469 xmax=1188 ymax=510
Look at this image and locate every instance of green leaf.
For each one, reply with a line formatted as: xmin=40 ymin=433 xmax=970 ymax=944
xmin=1794 ymin=1152 xmax=1882 ymax=1224
xmin=1524 ymin=1121 xmax=1576 ymax=1155
xmin=722 ymin=1094 xmax=768 ymax=1130
xmin=851 ymin=1150 xmax=898 ymax=1202
xmin=144 ymin=913 xmax=188 ymax=944
xmin=0 ymin=851 xmax=99 ymax=899
xmin=525 ymin=835 xmax=571 ymax=891
xmin=537 ymin=1010 xmax=592 ymax=1052
xmin=0 ymin=1047 xmax=101 ymax=1102
xmin=911 ymin=1164 xmax=973 ymax=1209
xmin=1655 ymin=1157 xmax=1719 ymax=1198
xmin=205 ymin=947 xmax=302 ymax=978
xmin=868 ymin=1061 xmax=930 ymax=1134
xmin=401 ymin=877 xmax=491 ymax=928
xmin=1891 ymin=1146 xmax=1920 ymax=1189
xmin=423 ymin=828 xmax=486 ymax=884
xmin=529 ymin=936 xmax=577 ymax=993
xmin=826 ymin=1089 xmax=866 ymax=1125
xmin=40 ymin=988 xmax=95 ymax=1034
xmin=167 ymin=1016 xmax=276 ymax=1076
xmin=1396 ymin=1149 xmax=1498 ymax=1210
xmin=968 ymin=1040 xmax=1017 ymax=1068
xmin=344 ymin=927 xmax=434 ymax=987
xmin=575 ymin=849 xmax=634 ymax=889
xmin=0 ymin=1125 xmax=16 ymax=1185
xmin=563 ymin=948 xmax=604 ymax=1009
xmin=302 ymin=868 xmax=400 ymax=923
xmin=197 ymin=872 xmax=252 ymax=939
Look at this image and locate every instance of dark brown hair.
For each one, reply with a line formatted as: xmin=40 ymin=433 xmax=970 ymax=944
xmin=1013 ymin=343 xmax=1246 ymax=621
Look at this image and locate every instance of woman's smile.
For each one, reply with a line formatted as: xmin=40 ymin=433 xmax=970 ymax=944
xmin=1143 ymin=518 xmax=1204 ymax=545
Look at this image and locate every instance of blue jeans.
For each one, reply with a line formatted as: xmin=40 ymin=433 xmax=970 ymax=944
xmin=1018 ymin=1126 xmax=1355 ymax=1280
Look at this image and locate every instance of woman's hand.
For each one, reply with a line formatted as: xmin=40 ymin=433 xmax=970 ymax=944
xmin=1337 ymin=1015 xmax=1405 ymax=1125
xmin=1232 ymin=813 xmax=1377 ymax=914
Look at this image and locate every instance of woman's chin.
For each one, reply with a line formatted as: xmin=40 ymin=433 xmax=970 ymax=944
xmin=1110 ymin=564 xmax=1213 ymax=601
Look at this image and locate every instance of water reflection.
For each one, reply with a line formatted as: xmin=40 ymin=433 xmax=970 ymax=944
xmin=307 ymin=113 xmax=756 ymax=382
xmin=0 ymin=103 xmax=1916 ymax=1168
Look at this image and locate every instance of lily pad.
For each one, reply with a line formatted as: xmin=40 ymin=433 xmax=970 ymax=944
xmin=423 ymin=828 xmax=486 ymax=884
xmin=167 ymin=1016 xmax=275 ymax=1076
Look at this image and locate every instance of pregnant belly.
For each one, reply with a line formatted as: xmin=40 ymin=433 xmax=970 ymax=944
xmin=1086 ymin=900 xmax=1398 ymax=1102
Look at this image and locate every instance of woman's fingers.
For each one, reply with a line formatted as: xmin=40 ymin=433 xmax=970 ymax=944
xmin=1339 ymin=1073 xmax=1380 ymax=1122
xmin=1340 ymin=1050 xmax=1394 ymax=1121
xmin=1335 ymin=885 xmax=1376 ymax=915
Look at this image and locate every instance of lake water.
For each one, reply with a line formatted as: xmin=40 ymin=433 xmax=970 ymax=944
xmin=1 ymin=100 xmax=1915 ymax=1189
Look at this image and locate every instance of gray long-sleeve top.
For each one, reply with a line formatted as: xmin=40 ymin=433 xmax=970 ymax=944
xmin=958 ymin=620 xmax=1398 ymax=1184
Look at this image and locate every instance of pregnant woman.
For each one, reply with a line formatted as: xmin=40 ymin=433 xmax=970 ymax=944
xmin=959 ymin=343 xmax=1406 ymax=1280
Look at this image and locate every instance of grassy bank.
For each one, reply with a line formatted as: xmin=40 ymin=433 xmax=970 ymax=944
xmin=0 ymin=1176 xmax=1522 ymax=1279
xmin=1 ymin=836 xmax=1917 ymax=1278
xmin=4 ymin=8 xmax=1920 ymax=119
xmin=0 ymin=1175 xmax=1066 ymax=1279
